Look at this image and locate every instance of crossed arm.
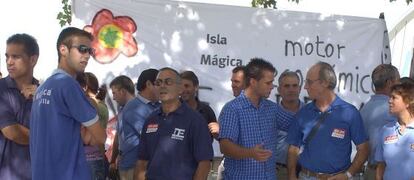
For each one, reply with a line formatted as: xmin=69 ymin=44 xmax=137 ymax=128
xmin=1 ymin=124 xmax=30 ymax=145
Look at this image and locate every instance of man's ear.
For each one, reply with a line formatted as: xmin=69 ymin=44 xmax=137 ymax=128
xmin=30 ymin=55 xmax=39 ymax=68
xmin=59 ymin=44 xmax=69 ymax=56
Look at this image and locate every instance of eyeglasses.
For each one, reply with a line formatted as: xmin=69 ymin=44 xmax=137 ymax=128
xmin=305 ymin=78 xmax=320 ymax=85
xmin=154 ymin=78 xmax=177 ymax=86
xmin=70 ymin=45 xmax=95 ymax=56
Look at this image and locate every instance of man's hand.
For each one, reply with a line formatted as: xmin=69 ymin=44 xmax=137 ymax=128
xmin=327 ymin=173 xmax=348 ymax=180
xmin=250 ymin=144 xmax=272 ymax=161
xmin=208 ymin=122 xmax=219 ymax=137
xmin=21 ymin=84 xmax=37 ymax=99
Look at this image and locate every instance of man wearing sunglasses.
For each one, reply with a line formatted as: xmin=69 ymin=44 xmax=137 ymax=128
xmin=136 ymin=67 xmax=213 ymax=180
xmin=30 ymin=27 xmax=106 ymax=180
xmin=0 ymin=33 xmax=39 ymax=180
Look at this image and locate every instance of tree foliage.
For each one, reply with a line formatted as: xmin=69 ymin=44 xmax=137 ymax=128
xmin=251 ymin=0 xmax=299 ymax=9
xmin=57 ymin=0 xmax=71 ymax=27
xmin=251 ymin=0 xmax=412 ymax=9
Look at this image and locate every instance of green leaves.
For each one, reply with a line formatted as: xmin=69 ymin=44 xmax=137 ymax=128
xmin=57 ymin=0 xmax=72 ymax=27
xmin=251 ymin=0 xmax=277 ymax=9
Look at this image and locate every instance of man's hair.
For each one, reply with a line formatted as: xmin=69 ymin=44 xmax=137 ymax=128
xmin=159 ymin=67 xmax=181 ymax=83
xmin=232 ymin=66 xmax=245 ymax=74
xmin=371 ymin=64 xmax=400 ymax=91
xmin=109 ymin=75 xmax=135 ymax=95
xmin=7 ymin=33 xmax=39 ymax=57
xmin=316 ymin=61 xmax=337 ymax=90
xmin=245 ymin=58 xmax=276 ymax=87
xmin=56 ymin=27 xmax=93 ymax=61
xmin=391 ymin=82 xmax=414 ymax=114
xmin=400 ymin=77 xmax=414 ymax=85
xmin=136 ymin=68 xmax=159 ymax=91
xmin=180 ymin=71 xmax=199 ymax=86
xmin=278 ymin=71 xmax=300 ymax=86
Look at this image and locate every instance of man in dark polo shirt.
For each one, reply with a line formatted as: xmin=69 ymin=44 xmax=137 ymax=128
xmin=135 ymin=67 xmax=213 ymax=180
xmin=180 ymin=70 xmax=219 ymax=138
xmin=0 ymin=33 xmax=39 ymax=180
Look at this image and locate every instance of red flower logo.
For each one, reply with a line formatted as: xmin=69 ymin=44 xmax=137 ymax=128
xmin=84 ymin=9 xmax=138 ymax=64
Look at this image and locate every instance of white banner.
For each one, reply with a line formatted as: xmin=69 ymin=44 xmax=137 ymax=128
xmin=73 ymin=0 xmax=391 ymax=115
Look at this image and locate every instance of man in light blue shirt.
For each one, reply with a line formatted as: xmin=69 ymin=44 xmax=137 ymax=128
xmin=274 ymin=71 xmax=304 ymax=180
xmin=360 ymin=64 xmax=399 ymax=179
xmin=110 ymin=73 xmax=159 ymax=180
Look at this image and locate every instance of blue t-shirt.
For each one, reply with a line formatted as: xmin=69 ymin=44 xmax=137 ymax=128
xmin=0 ymin=76 xmax=37 ymax=180
xmin=30 ymin=69 xmax=98 ymax=180
xmin=286 ymin=95 xmax=368 ymax=174
xmin=375 ymin=121 xmax=414 ymax=180
xmin=137 ymin=102 xmax=213 ymax=180
xmin=117 ymin=95 xmax=158 ymax=170
xmin=275 ymin=101 xmax=304 ymax=165
xmin=360 ymin=94 xmax=396 ymax=165
xmin=218 ymin=92 xmax=279 ymax=180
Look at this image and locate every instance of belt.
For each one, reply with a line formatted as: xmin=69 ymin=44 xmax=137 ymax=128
xmin=368 ymin=164 xmax=377 ymax=170
xmin=301 ymin=168 xmax=343 ymax=180
xmin=276 ymin=163 xmax=287 ymax=168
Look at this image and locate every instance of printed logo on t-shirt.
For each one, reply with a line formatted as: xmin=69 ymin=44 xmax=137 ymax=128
xmin=171 ymin=128 xmax=185 ymax=140
xmin=146 ymin=124 xmax=158 ymax=133
xmin=331 ymin=128 xmax=346 ymax=139
xmin=410 ymin=144 xmax=414 ymax=151
xmin=384 ymin=135 xmax=398 ymax=144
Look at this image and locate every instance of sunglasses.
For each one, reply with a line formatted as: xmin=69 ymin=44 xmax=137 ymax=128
xmin=70 ymin=45 xmax=95 ymax=56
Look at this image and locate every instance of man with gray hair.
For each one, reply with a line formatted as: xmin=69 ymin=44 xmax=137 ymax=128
xmin=275 ymin=71 xmax=304 ymax=180
xmin=287 ymin=62 xmax=369 ymax=180
xmin=360 ymin=64 xmax=399 ymax=179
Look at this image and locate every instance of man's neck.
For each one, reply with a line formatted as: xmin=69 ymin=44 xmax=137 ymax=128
xmin=186 ymin=97 xmax=198 ymax=110
xmin=281 ymin=99 xmax=300 ymax=113
xmin=374 ymin=89 xmax=390 ymax=96
xmin=161 ymin=99 xmax=181 ymax=115
xmin=139 ymin=90 xmax=154 ymax=102
xmin=244 ymin=88 xmax=260 ymax=108
xmin=125 ymin=93 xmax=135 ymax=104
xmin=315 ymin=91 xmax=336 ymax=112
xmin=58 ymin=63 xmax=76 ymax=78
xmin=13 ymin=75 xmax=33 ymax=90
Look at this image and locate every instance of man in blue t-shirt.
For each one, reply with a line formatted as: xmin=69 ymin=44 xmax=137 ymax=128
xmin=286 ymin=62 xmax=369 ymax=180
xmin=136 ymin=67 xmax=213 ymax=180
xmin=0 ymin=33 xmax=39 ymax=180
xmin=30 ymin=27 xmax=106 ymax=180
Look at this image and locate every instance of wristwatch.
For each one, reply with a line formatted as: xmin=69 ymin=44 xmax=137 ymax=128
xmin=345 ymin=171 xmax=353 ymax=179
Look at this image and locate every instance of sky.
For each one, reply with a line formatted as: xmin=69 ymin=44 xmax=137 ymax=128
xmin=1 ymin=0 xmax=413 ymax=78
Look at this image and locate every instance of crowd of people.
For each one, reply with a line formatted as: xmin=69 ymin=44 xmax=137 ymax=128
xmin=0 ymin=26 xmax=413 ymax=180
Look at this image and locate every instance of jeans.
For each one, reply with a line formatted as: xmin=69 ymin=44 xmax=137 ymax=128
xmin=88 ymin=159 xmax=109 ymax=180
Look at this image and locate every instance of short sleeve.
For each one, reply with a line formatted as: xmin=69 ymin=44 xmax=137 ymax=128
xmin=137 ymin=120 xmax=150 ymax=161
xmin=374 ymin=130 xmax=385 ymax=162
xmin=203 ymin=105 xmax=217 ymax=124
xmin=192 ymin=113 xmax=214 ymax=161
xmin=62 ymin=81 xmax=97 ymax=126
xmin=0 ymin=90 xmax=18 ymax=129
xmin=286 ymin=116 xmax=302 ymax=147
xmin=349 ymin=109 xmax=369 ymax=145
xmin=218 ymin=103 xmax=239 ymax=142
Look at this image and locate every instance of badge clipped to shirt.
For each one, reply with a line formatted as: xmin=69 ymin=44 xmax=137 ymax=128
xmin=410 ymin=144 xmax=414 ymax=151
xmin=146 ymin=124 xmax=158 ymax=133
xmin=384 ymin=134 xmax=398 ymax=144
xmin=331 ymin=128 xmax=346 ymax=139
